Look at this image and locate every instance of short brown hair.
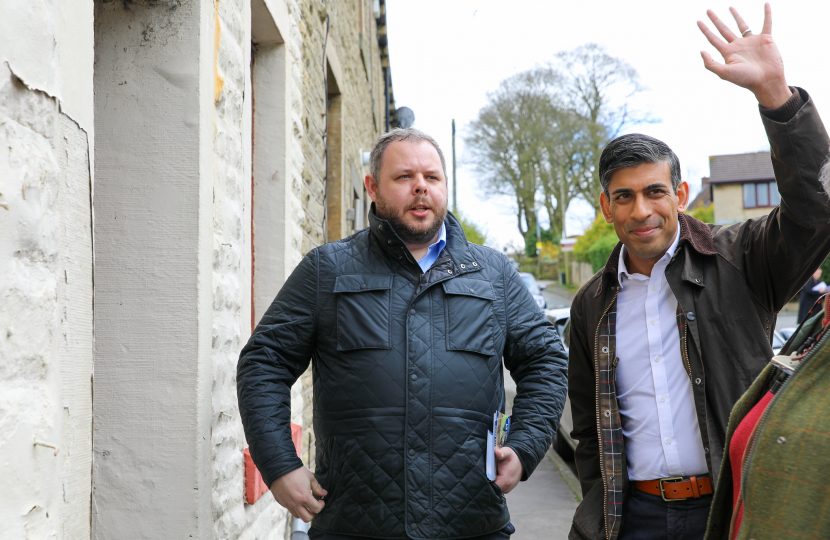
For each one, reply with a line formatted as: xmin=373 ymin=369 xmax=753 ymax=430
xmin=369 ymin=128 xmax=447 ymax=182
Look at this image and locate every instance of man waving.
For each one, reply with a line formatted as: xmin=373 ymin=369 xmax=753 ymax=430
xmin=567 ymin=5 xmax=830 ymax=540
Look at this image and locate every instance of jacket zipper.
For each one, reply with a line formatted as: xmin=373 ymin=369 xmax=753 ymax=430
xmin=734 ymin=325 xmax=830 ymax=538
xmin=593 ymin=290 xmax=618 ymax=540
xmin=676 ymin=303 xmax=706 ymax=473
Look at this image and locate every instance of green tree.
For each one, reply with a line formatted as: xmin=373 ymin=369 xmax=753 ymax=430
xmin=523 ymin=227 xmax=561 ymax=258
xmin=573 ymin=214 xmax=616 ymax=264
xmin=587 ymin=233 xmax=620 ymax=273
xmin=686 ymin=203 xmax=714 ymax=223
xmin=455 ymin=211 xmax=489 ymax=245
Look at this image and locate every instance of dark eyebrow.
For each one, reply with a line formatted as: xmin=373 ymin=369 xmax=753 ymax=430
xmin=391 ymin=168 xmax=443 ymax=178
xmin=611 ymin=182 xmax=669 ymax=195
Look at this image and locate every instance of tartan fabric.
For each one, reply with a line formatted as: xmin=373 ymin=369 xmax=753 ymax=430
xmin=594 ymin=296 xmax=696 ymax=540
xmin=596 ymin=298 xmax=624 ymax=540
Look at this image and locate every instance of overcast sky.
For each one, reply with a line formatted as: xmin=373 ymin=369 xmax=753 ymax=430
xmin=385 ymin=0 xmax=830 ymax=251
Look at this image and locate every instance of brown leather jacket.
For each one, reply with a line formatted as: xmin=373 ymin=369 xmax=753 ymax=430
xmin=567 ymin=88 xmax=830 ymax=540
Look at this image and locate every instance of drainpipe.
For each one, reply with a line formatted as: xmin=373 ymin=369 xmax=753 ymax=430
xmin=291 ymin=517 xmax=310 ymax=539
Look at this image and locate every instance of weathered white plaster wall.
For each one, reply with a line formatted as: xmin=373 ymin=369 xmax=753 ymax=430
xmin=92 ymin=1 xmax=215 ymax=537
xmin=0 ymin=1 xmax=94 ymax=538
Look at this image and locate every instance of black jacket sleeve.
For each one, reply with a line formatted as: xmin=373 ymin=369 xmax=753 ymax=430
xmin=237 ymin=250 xmax=319 ymax=486
xmin=722 ymin=88 xmax=830 ymax=313
xmin=501 ymin=257 xmax=569 ymax=481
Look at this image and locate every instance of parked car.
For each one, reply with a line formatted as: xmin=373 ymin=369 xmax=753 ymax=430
xmin=778 ymin=327 xmax=796 ymax=342
xmin=519 ymin=272 xmax=547 ymax=310
xmin=545 ymin=307 xmax=570 ymax=345
xmin=772 ymin=329 xmax=787 ymax=355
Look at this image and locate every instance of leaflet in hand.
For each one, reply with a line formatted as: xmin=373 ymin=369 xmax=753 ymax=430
xmin=486 ymin=411 xmax=511 ymax=481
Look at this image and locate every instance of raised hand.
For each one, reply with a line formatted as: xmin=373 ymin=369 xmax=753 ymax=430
xmin=697 ymin=3 xmax=791 ymax=108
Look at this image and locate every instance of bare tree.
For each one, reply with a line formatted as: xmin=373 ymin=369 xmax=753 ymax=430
xmin=466 ymin=44 xmax=650 ymax=240
xmin=465 ymin=70 xmax=553 ymax=237
xmin=555 ymin=43 xmax=651 ymax=211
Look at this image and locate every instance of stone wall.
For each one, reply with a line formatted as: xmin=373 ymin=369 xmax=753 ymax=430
xmin=1 ymin=0 xmax=395 ymax=537
xmin=211 ymin=0 xmax=393 ymax=537
xmin=291 ymin=0 xmax=391 ymax=483
xmin=0 ymin=1 xmax=94 ymax=538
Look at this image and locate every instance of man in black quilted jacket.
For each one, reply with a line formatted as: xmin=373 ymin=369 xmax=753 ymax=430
xmin=237 ymin=128 xmax=568 ymax=539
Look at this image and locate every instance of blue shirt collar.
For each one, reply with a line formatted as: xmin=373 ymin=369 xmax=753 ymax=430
xmin=417 ymin=222 xmax=447 ymax=273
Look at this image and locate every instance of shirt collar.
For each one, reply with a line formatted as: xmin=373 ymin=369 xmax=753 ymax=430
xmin=617 ymin=222 xmax=681 ymax=288
xmin=430 ymin=222 xmax=447 ymax=254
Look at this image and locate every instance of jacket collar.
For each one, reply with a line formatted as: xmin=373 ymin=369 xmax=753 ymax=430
xmin=594 ymin=212 xmax=717 ymax=298
xmin=368 ymin=204 xmax=483 ymax=273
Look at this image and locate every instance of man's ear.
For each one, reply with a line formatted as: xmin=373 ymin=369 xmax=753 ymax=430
xmin=675 ymin=180 xmax=690 ymax=213
xmin=365 ymin=174 xmax=378 ymax=202
xmin=600 ymin=192 xmax=613 ymax=223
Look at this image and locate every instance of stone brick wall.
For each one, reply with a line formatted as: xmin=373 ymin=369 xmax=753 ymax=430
xmin=0 ymin=1 xmax=94 ymax=537
xmin=291 ymin=0 xmax=392 ymax=484
xmin=2 ymin=0 xmax=395 ymax=537
xmin=213 ymin=0 xmax=268 ymax=537
xmin=209 ymin=1 xmax=394 ymax=537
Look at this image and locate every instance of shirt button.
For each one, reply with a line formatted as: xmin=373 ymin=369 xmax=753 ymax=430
xmin=650 ymin=320 xmax=655 ymax=325
xmin=666 ymin=438 xmax=673 ymax=445
xmin=695 ymin=378 xmax=702 ymax=385
xmin=408 ymin=449 xmax=415 ymax=457
xmin=660 ymin=396 xmax=666 ymax=403
xmin=410 ymin=374 xmax=418 ymax=381
xmin=410 ymin=309 xmax=416 ymax=315
xmin=686 ymin=312 xmax=696 ymax=321
xmin=655 ymin=356 xmax=662 ymax=363
xmin=360 ymin=284 xmax=366 ymax=289
xmin=651 ymin=286 xmax=656 ymax=292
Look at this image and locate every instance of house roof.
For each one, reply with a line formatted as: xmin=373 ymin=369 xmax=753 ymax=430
xmin=688 ymin=177 xmax=712 ymax=209
xmin=708 ymin=151 xmax=774 ymax=184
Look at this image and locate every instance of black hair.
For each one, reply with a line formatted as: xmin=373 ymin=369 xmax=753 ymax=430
xmin=599 ymin=133 xmax=681 ymax=197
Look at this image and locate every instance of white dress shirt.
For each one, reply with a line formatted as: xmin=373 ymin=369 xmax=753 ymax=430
xmin=615 ymin=225 xmax=709 ymax=481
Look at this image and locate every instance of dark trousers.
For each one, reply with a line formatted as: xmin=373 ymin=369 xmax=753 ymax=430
xmin=618 ymin=488 xmax=712 ymax=540
xmin=309 ymin=522 xmax=515 ymax=540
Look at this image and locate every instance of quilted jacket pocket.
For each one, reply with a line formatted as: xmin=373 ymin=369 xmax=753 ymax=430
xmin=334 ymin=274 xmax=394 ymax=351
xmin=442 ymin=278 xmax=497 ymax=356
xmin=313 ymin=438 xmax=341 ymax=505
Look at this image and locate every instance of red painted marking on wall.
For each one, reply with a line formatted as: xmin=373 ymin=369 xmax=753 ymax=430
xmin=244 ymin=423 xmax=303 ymax=505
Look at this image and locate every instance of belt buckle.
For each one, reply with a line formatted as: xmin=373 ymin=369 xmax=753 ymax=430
xmin=658 ymin=476 xmax=684 ymax=502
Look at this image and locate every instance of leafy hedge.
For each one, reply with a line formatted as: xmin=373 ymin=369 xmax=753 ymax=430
xmin=573 ymin=215 xmax=617 ymax=273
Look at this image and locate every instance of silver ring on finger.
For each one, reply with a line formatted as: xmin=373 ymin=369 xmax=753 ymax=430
xmin=741 ymin=28 xmax=752 ymax=36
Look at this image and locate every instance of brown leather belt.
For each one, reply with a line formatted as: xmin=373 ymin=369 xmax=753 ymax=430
xmin=633 ymin=476 xmax=712 ymax=501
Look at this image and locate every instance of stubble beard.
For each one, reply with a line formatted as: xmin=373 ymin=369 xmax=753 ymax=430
xmin=375 ymin=195 xmax=447 ymax=245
